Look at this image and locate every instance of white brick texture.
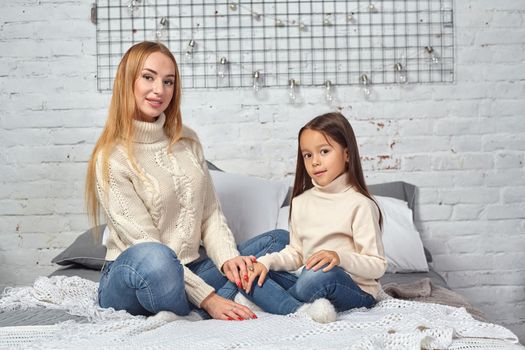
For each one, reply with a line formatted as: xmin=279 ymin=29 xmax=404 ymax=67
xmin=0 ymin=0 xmax=524 ymax=342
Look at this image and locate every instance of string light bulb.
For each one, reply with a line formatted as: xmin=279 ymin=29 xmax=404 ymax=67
xmin=425 ymin=46 xmax=440 ymax=64
xmin=288 ymin=79 xmax=297 ymax=103
xmin=324 ymin=80 xmax=333 ymax=102
xmin=368 ymin=3 xmax=378 ymax=12
xmin=394 ymin=63 xmax=408 ymax=84
xmin=218 ymin=57 xmax=228 ymax=78
xmin=186 ymin=40 xmax=196 ymax=58
xmin=359 ymin=74 xmax=372 ymax=99
xmin=229 ymin=2 xmax=237 ymax=11
xmin=127 ymin=0 xmax=141 ymax=14
xmin=155 ymin=17 xmax=168 ymax=40
xmin=252 ymin=70 xmax=262 ymax=93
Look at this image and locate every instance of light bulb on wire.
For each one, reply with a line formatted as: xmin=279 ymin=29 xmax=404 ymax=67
xmin=185 ymin=40 xmax=196 ymax=58
xmin=324 ymin=80 xmax=333 ymax=103
xmin=359 ymin=74 xmax=372 ymax=99
xmin=288 ymin=79 xmax=297 ymax=103
xmin=252 ymin=70 xmax=262 ymax=93
xmin=425 ymin=46 xmax=440 ymax=65
xmin=127 ymin=0 xmax=141 ymax=15
xmin=394 ymin=63 xmax=408 ymax=84
xmin=155 ymin=17 xmax=168 ymax=40
xmin=217 ymin=57 xmax=228 ymax=78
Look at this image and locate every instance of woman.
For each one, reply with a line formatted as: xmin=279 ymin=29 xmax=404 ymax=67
xmin=85 ymin=41 xmax=287 ymax=321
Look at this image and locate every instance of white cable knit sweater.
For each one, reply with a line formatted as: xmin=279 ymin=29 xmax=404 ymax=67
xmin=257 ymin=173 xmax=387 ymax=298
xmin=95 ymin=114 xmax=240 ymax=306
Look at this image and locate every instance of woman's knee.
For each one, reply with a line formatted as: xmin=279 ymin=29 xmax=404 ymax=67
xmin=122 ymin=242 xmax=183 ymax=278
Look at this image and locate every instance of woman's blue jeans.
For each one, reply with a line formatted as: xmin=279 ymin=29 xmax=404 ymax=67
xmin=241 ymin=266 xmax=376 ymax=315
xmin=98 ymin=229 xmax=289 ymax=317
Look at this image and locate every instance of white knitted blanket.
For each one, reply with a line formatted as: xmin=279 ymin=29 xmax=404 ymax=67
xmin=0 ymin=276 xmax=521 ymax=350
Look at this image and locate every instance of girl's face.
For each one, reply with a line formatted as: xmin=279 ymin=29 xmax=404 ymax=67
xmin=300 ymin=129 xmax=348 ymax=187
xmin=133 ymin=52 xmax=176 ymax=122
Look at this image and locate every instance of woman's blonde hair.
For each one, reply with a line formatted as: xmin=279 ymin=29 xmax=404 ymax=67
xmin=85 ymin=41 xmax=182 ymax=230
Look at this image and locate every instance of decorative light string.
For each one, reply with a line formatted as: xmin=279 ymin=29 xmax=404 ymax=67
xmin=125 ymin=0 xmax=448 ymax=102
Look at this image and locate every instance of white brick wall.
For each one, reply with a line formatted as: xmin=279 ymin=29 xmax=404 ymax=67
xmin=1 ymin=0 xmax=524 ymax=342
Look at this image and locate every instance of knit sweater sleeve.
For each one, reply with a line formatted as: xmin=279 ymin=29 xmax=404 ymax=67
xmin=335 ymin=200 xmax=387 ymax=280
xmin=97 ymin=151 xmax=215 ymax=307
xmin=181 ymin=266 xmax=215 ymax=307
xmin=257 ymin=199 xmax=303 ymax=271
xmin=184 ymin=129 xmax=240 ymax=272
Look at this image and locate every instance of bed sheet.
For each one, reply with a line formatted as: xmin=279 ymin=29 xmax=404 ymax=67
xmin=0 ymin=267 xmax=463 ymax=328
xmin=0 ymin=271 xmax=521 ymax=350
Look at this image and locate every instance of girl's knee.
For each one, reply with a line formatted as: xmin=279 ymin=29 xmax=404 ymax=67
xmin=296 ymin=267 xmax=341 ymax=289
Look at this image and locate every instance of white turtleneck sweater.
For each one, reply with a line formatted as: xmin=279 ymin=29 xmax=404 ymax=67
xmin=95 ymin=114 xmax=240 ymax=307
xmin=257 ymin=173 xmax=387 ymax=298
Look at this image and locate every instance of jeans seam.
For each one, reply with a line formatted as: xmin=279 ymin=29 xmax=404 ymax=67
xmin=258 ymin=234 xmax=278 ymax=256
xmin=193 ymin=263 xmax=216 ymax=275
xmin=307 ymin=281 xmax=371 ymax=307
xmin=271 ymin=271 xmax=298 ymax=285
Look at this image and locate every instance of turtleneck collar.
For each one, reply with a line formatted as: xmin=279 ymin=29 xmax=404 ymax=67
xmin=312 ymin=172 xmax=352 ymax=194
xmin=133 ymin=113 xmax=167 ymax=144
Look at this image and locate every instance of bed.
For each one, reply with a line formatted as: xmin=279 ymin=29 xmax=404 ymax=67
xmin=0 ymin=165 xmax=522 ymax=349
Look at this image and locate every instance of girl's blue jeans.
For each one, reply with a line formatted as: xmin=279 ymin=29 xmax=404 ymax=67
xmin=98 ymin=229 xmax=289 ymax=317
xmin=241 ymin=265 xmax=376 ymax=315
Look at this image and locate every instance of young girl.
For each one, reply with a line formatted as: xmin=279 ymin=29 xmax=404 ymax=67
xmin=86 ymin=41 xmax=288 ymax=321
xmin=241 ymin=112 xmax=387 ymax=323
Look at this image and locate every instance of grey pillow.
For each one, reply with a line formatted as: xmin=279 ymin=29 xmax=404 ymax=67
xmin=369 ymin=182 xmax=431 ymax=263
xmin=51 ymin=225 xmax=106 ymax=270
xmin=369 ymin=182 xmax=416 ymax=212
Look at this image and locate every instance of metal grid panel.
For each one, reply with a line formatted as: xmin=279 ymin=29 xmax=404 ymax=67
xmin=96 ymin=0 xmax=454 ymax=91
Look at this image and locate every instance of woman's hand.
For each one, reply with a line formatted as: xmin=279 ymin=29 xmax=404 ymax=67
xmin=200 ymin=292 xmax=257 ymax=320
xmin=245 ymin=262 xmax=268 ymax=293
xmin=305 ymin=250 xmax=340 ymax=272
xmin=222 ymin=255 xmax=257 ymax=289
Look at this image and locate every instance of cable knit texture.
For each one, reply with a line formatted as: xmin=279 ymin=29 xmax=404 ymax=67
xmin=257 ymin=173 xmax=388 ymax=298
xmin=95 ymin=114 xmax=240 ymax=306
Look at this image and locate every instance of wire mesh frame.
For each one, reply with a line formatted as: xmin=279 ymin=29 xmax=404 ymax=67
xmin=95 ymin=0 xmax=454 ymax=91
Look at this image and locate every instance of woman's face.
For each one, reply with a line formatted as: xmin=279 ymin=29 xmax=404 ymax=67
xmin=133 ymin=52 xmax=176 ymax=122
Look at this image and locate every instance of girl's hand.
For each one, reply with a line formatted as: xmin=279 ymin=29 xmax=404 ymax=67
xmin=245 ymin=262 xmax=268 ymax=293
xmin=222 ymin=255 xmax=257 ymax=289
xmin=200 ymin=292 xmax=257 ymax=320
xmin=305 ymin=250 xmax=340 ymax=272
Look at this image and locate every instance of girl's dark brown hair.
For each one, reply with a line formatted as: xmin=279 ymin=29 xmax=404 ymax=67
xmin=290 ymin=112 xmax=382 ymax=227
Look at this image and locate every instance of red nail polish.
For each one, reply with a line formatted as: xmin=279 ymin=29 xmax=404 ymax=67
xmin=251 ymin=257 xmax=257 ymax=262
xmin=236 ymin=282 xmax=242 ymax=288
xmin=238 ymin=317 xmax=243 ymax=321
xmin=252 ymin=314 xmax=258 ymax=319
xmin=244 ymin=275 xmax=248 ymax=282
xmin=227 ymin=317 xmax=234 ymax=320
